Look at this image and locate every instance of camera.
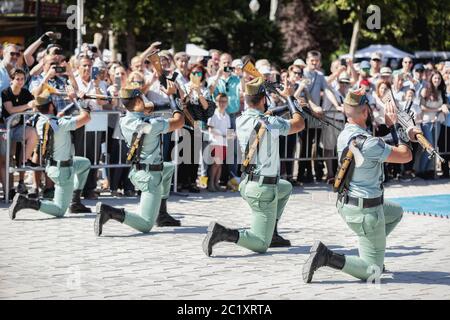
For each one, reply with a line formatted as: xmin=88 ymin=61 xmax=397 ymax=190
xmin=53 ymin=66 xmax=66 ymax=73
xmin=88 ymin=45 xmax=98 ymax=53
xmin=224 ymin=66 xmax=235 ymax=73
xmin=49 ymin=32 xmax=62 ymax=40
xmin=340 ymin=58 xmax=347 ymax=67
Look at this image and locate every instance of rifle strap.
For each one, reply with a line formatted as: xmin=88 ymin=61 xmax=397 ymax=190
xmin=242 ymin=120 xmax=264 ymax=174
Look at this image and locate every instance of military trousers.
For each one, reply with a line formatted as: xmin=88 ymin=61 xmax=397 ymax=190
xmin=40 ymin=156 xmax=91 ymax=217
xmin=123 ymin=162 xmax=173 ymax=233
xmin=337 ymin=199 xmax=403 ymax=280
xmin=237 ymin=178 xmax=292 ymax=253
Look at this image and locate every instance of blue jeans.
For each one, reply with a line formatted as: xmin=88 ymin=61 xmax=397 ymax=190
xmin=419 ymin=122 xmax=441 ymax=173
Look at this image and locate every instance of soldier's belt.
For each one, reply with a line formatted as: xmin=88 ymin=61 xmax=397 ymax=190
xmin=341 ymin=194 xmax=384 ymax=208
xmin=133 ymin=163 xmax=164 ymax=171
xmin=47 ymin=159 xmax=73 ymax=167
xmin=245 ymin=173 xmax=279 ymax=185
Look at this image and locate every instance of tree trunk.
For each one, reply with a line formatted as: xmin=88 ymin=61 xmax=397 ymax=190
xmin=108 ymin=30 xmax=118 ymax=62
xmin=126 ymin=28 xmax=136 ymax=61
xmin=349 ymin=19 xmax=360 ymax=58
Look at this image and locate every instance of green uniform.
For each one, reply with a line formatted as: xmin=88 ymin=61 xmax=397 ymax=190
xmin=236 ymin=108 xmax=293 ymax=253
xmin=336 ymin=123 xmax=403 ymax=280
xmin=36 ymin=114 xmax=90 ymax=217
xmin=119 ymin=111 xmax=170 ymax=233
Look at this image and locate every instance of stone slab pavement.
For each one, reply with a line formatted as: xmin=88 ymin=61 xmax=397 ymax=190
xmin=1 ymin=179 xmax=449 ymax=300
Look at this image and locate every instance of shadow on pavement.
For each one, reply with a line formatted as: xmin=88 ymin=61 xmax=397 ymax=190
xmin=316 ymin=271 xmax=450 ymax=285
xmin=101 ymin=226 xmax=208 ymax=238
xmin=212 ymin=245 xmax=312 ymax=258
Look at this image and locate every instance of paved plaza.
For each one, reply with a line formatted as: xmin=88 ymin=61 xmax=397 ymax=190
xmin=1 ymin=179 xmax=449 ymax=300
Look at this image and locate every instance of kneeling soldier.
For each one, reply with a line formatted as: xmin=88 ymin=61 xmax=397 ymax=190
xmin=94 ymin=86 xmax=184 ymax=236
xmin=203 ymin=77 xmax=305 ymax=256
xmin=9 ymin=93 xmax=92 ymax=219
xmin=302 ymin=89 xmax=421 ymax=283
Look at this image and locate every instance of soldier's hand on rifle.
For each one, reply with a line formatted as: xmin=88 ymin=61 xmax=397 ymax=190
xmin=408 ymin=127 xmax=422 ymax=142
xmin=66 ymin=85 xmax=77 ymax=101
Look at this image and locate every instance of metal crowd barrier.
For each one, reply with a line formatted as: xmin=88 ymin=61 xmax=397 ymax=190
xmin=2 ymin=110 xmax=449 ymax=202
xmin=3 ymin=110 xmax=175 ymax=203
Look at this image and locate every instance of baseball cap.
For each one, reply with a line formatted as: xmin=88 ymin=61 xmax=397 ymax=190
xmin=413 ymin=63 xmax=425 ymax=71
xmin=380 ymin=67 xmax=393 ymax=76
xmin=293 ymin=58 xmax=306 ymax=68
xmin=258 ymin=65 xmax=271 ymax=75
xmin=231 ymin=59 xmax=243 ymax=69
xmin=371 ymin=52 xmax=382 ymax=61
xmin=338 ymin=72 xmax=351 ymax=83
xmin=360 ymin=60 xmax=371 ymax=70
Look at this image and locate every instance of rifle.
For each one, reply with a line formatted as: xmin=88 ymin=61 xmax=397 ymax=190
xmin=148 ymin=52 xmax=195 ymax=126
xmin=242 ymin=60 xmax=341 ymax=130
xmin=382 ymin=88 xmax=445 ymax=163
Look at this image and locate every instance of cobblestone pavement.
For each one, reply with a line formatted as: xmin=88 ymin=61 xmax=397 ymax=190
xmin=1 ymin=179 xmax=449 ymax=300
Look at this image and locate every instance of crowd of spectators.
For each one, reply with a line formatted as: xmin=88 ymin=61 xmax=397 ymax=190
xmin=0 ymin=32 xmax=449 ymax=201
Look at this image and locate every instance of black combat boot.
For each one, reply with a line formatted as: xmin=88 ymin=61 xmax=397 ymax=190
xmin=302 ymin=240 xmax=345 ymax=283
xmin=9 ymin=194 xmax=40 ymax=220
xmin=156 ymin=199 xmax=181 ymax=227
xmin=270 ymin=220 xmax=291 ymax=247
xmin=94 ymin=202 xmax=125 ymax=236
xmin=202 ymin=222 xmax=239 ymax=257
xmin=69 ymin=190 xmax=92 ymax=213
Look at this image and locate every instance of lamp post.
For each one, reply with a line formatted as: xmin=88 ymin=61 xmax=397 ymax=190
xmin=249 ymin=0 xmax=260 ymax=14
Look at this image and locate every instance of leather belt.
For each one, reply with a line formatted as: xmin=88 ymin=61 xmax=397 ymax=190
xmin=133 ymin=163 xmax=164 ymax=171
xmin=245 ymin=173 xmax=279 ymax=185
xmin=47 ymin=159 xmax=73 ymax=167
xmin=342 ymin=194 xmax=384 ymax=208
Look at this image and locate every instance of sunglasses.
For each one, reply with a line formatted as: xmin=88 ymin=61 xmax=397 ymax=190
xmin=293 ymin=71 xmax=303 ymax=76
xmin=144 ymin=60 xmax=150 ymax=65
xmin=191 ymin=71 xmax=203 ymax=77
xmin=131 ymin=80 xmax=144 ymax=85
xmin=10 ymin=52 xmax=21 ymax=57
xmin=371 ymin=58 xmax=381 ymax=62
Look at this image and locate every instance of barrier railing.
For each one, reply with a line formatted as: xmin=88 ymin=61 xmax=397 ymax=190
xmin=2 ymin=109 xmax=449 ymax=202
xmin=3 ymin=110 xmax=175 ymax=202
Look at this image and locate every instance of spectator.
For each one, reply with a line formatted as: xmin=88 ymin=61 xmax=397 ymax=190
xmin=370 ymin=52 xmax=383 ymax=79
xmin=300 ymin=50 xmax=341 ymax=183
xmin=73 ymin=55 xmax=108 ymax=200
xmin=174 ymin=52 xmax=190 ymax=91
xmin=418 ymin=71 xmax=448 ymax=179
xmin=0 ymin=68 xmax=37 ymax=198
xmin=394 ymin=56 xmax=414 ymax=77
xmin=208 ymin=53 xmax=243 ymax=181
xmin=176 ymin=63 xmax=214 ymax=193
xmin=438 ymin=90 xmax=450 ymax=178
xmin=321 ymin=72 xmax=349 ymax=183
xmin=411 ymin=63 xmax=428 ymax=98
xmin=378 ymin=67 xmax=393 ymax=85
xmin=208 ymin=49 xmax=221 ymax=77
xmin=1 ymin=44 xmax=20 ymax=93
xmin=400 ymin=88 xmax=422 ymax=181
xmin=207 ymin=93 xmax=231 ymax=192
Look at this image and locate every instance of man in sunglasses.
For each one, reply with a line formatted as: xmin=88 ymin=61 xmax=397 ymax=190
xmin=0 ymin=44 xmax=20 ymax=93
xmin=369 ymin=52 xmax=383 ymax=79
xmin=303 ymin=89 xmax=421 ymax=284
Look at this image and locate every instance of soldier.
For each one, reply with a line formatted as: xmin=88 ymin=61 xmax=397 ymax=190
xmin=9 ymin=93 xmax=92 ymax=219
xmin=94 ymin=84 xmax=184 ymax=236
xmin=202 ymin=77 xmax=305 ymax=256
xmin=302 ymin=89 xmax=421 ymax=283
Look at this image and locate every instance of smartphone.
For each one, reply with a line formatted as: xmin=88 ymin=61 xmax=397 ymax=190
xmin=54 ymin=66 xmax=66 ymax=73
xmin=53 ymin=48 xmax=63 ymax=55
xmin=91 ymin=66 xmax=100 ymax=80
xmin=340 ymin=59 xmax=347 ymax=67
xmin=224 ymin=66 xmax=235 ymax=73
xmin=114 ymin=76 xmax=121 ymax=89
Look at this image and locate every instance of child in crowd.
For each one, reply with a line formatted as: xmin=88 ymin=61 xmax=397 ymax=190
xmin=207 ymin=93 xmax=232 ymax=192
